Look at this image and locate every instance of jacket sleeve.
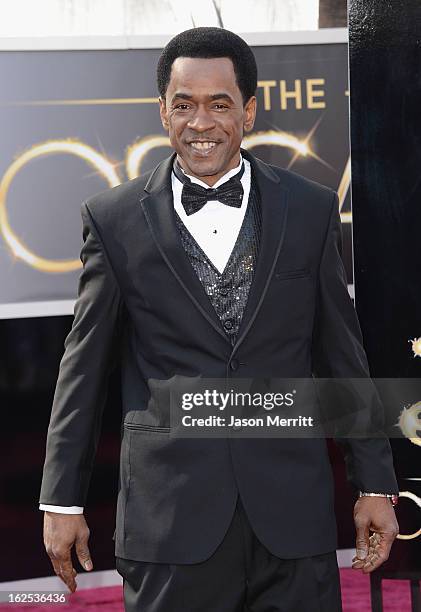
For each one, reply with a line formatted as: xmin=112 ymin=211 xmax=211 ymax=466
xmin=311 ymin=190 xmax=399 ymax=495
xmin=39 ymin=201 xmax=124 ymax=507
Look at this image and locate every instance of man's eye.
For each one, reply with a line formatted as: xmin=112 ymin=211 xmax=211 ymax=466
xmin=213 ymin=104 xmax=228 ymax=110
xmin=175 ymin=104 xmax=190 ymax=110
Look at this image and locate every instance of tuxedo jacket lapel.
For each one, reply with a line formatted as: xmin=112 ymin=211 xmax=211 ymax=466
xmin=232 ymin=149 xmax=289 ymax=355
xmin=139 ymin=149 xmax=289 ymax=354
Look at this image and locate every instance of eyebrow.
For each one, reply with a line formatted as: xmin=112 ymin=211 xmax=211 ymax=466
xmin=170 ymin=92 xmax=235 ymax=104
xmin=209 ymin=93 xmax=235 ymax=103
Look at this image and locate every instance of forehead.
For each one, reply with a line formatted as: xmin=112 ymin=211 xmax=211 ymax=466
xmin=167 ymin=56 xmax=240 ymax=95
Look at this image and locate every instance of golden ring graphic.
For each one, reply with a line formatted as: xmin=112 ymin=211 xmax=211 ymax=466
xmin=1 ymin=132 xmax=350 ymax=272
xmin=243 ymin=130 xmax=309 ymax=157
xmin=0 ymin=139 xmax=121 ymax=273
xmin=126 ymin=131 xmax=316 ymax=181
xmin=126 ymin=135 xmax=172 ymax=181
xmin=396 ymin=491 xmax=421 ymax=540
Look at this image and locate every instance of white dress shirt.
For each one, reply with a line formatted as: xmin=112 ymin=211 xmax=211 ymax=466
xmin=39 ymin=154 xmax=251 ymax=514
xmin=173 ymin=155 xmax=251 ymax=274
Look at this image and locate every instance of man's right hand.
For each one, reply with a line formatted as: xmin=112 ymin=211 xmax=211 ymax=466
xmin=43 ymin=512 xmax=93 ymax=593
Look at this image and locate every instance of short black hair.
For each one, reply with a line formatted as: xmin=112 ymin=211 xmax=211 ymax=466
xmin=157 ymin=27 xmax=257 ymax=105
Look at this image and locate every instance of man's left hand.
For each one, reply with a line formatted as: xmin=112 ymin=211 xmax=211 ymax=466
xmin=352 ymin=497 xmax=399 ymax=573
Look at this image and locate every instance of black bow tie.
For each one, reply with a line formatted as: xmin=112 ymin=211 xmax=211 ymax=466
xmin=172 ymin=160 xmax=245 ymax=216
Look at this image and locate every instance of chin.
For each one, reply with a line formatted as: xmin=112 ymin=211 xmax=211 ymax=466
xmin=177 ymin=147 xmax=228 ymax=176
xmin=184 ymin=159 xmax=221 ymax=177
xmin=192 ymin=164 xmax=221 ymax=177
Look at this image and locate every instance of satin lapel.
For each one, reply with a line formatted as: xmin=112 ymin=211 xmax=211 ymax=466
xmin=139 ymin=153 xmax=229 ymax=342
xmin=230 ymin=148 xmax=290 ymax=356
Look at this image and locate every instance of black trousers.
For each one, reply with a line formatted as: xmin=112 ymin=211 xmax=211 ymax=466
xmin=115 ymin=496 xmax=343 ymax=612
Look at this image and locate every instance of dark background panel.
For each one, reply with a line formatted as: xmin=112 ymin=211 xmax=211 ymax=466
xmin=349 ymin=0 xmax=421 ymax=571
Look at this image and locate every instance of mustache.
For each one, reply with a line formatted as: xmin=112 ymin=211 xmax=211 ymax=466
xmin=184 ymin=135 xmax=223 ymax=142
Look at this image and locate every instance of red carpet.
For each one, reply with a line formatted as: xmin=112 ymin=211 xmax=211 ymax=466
xmin=0 ymin=569 xmax=415 ymax=610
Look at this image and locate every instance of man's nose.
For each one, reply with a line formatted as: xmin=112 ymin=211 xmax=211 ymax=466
xmin=187 ymin=107 xmax=216 ymax=132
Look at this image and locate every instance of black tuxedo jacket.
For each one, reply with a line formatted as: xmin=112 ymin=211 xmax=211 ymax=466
xmin=39 ymin=148 xmax=398 ymax=563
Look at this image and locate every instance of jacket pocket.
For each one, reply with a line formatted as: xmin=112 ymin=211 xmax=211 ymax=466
xmin=124 ymin=422 xmax=171 ymax=434
xmin=274 ymin=267 xmax=310 ymax=280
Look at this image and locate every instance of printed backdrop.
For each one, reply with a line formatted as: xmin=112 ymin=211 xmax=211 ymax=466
xmin=0 ymin=43 xmax=351 ymax=312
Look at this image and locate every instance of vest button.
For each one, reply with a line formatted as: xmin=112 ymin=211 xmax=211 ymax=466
xmin=230 ymin=358 xmax=239 ymax=371
xmin=219 ymin=287 xmax=229 ymax=296
xmin=224 ymin=319 xmax=233 ymax=331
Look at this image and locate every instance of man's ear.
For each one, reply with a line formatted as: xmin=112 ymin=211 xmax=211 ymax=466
xmin=243 ymin=96 xmax=257 ymax=132
xmin=159 ymin=96 xmax=169 ymax=131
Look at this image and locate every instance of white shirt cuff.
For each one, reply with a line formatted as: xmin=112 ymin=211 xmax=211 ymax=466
xmin=39 ymin=504 xmax=84 ymax=514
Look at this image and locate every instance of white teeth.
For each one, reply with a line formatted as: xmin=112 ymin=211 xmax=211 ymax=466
xmin=190 ymin=142 xmax=217 ymax=150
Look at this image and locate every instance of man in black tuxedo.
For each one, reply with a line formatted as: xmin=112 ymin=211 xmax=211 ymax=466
xmin=40 ymin=27 xmax=399 ymax=611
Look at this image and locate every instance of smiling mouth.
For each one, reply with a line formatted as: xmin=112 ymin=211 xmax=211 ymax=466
xmin=188 ymin=141 xmax=219 ymax=152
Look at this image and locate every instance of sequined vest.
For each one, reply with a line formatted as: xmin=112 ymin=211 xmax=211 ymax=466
xmin=174 ymin=179 xmax=262 ymax=346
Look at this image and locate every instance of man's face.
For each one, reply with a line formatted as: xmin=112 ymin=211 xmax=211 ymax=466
xmin=159 ymin=56 xmax=256 ymax=186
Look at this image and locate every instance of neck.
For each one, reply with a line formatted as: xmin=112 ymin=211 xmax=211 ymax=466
xmin=176 ymin=152 xmax=242 ymax=187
